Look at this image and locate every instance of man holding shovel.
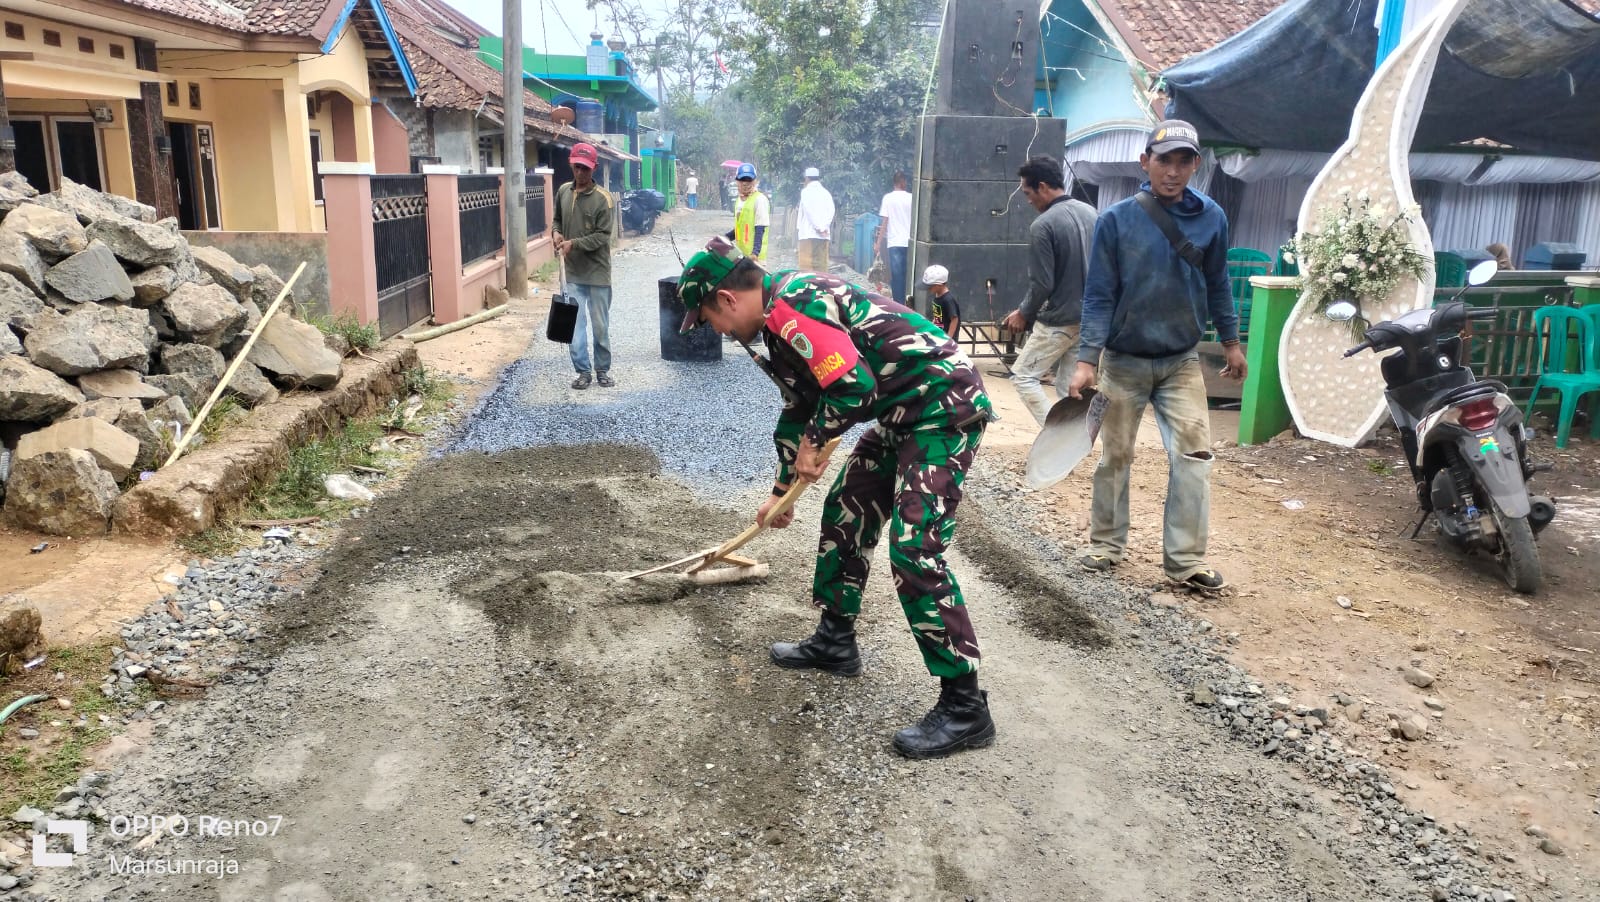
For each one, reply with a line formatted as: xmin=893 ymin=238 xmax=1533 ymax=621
xmin=1066 ymin=120 xmax=1244 ymax=591
xmin=677 ymin=237 xmax=997 ymax=759
xmin=553 ymin=142 xmax=615 ymax=390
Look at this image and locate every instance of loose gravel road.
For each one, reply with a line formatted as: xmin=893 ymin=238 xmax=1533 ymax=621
xmin=28 ymin=220 xmax=1535 ymax=901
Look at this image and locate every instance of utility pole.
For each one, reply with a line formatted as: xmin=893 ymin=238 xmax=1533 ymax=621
xmin=653 ymin=36 xmax=667 ymax=133
xmin=0 ymin=57 xmax=15 ymax=174
xmin=503 ymin=0 xmax=528 ymax=300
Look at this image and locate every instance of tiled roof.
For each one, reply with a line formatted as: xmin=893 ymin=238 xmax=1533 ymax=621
xmin=108 ymin=0 xmax=338 ymax=38
xmin=1101 ymin=0 xmax=1287 ymax=71
xmin=386 ymin=0 xmax=490 ymax=39
xmin=390 ymin=8 xmax=522 ymax=108
xmin=230 ymin=0 xmax=332 ymax=36
xmin=389 ymin=7 xmax=615 ymax=151
xmin=397 ymin=32 xmax=480 ymax=109
xmin=109 ymin=0 xmax=250 ymax=31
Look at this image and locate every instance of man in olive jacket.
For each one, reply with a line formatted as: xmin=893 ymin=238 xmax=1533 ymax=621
xmin=554 ymin=142 xmax=616 ymax=389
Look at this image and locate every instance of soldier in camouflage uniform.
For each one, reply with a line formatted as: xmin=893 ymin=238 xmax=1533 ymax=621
xmin=677 ymin=236 xmax=997 ymax=759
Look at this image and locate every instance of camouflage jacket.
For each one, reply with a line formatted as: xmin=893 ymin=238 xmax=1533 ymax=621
xmin=760 ymin=271 xmax=992 ymax=485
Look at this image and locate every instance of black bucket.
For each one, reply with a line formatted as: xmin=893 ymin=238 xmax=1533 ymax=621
xmin=546 ymin=293 xmax=578 ymax=344
xmin=658 ymin=276 xmax=722 ymax=361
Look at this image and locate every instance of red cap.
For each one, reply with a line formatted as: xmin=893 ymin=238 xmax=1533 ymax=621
xmin=570 ymin=143 xmax=599 ymax=169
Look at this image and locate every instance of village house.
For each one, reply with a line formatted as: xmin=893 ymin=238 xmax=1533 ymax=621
xmin=0 ymin=0 xmax=423 ymax=233
xmin=378 ymin=0 xmax=634 ymax=180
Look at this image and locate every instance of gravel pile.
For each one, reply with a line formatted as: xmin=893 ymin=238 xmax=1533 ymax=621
xmin=102 ymin=539 xmax=315 ymax=703
xmin=450 ymin=225 xmax=868 ymax=499
xmin=965 ymin=466 xmax=1536 ymax=902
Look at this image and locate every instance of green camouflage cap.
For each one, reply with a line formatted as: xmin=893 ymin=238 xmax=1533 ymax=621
xmin=677 ymin=236 xmax=743 ymax=334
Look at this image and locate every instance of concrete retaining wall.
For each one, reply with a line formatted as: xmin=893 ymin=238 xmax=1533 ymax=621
xmin=112 ymin=342 xmax=419 ymax=537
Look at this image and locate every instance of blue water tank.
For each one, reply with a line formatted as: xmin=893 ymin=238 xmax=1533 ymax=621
xmin=575 ymin=99 xmax=604 ymax=136
xmin=1524 ymin=242 xmax=1586 ymax=271
xmin=1449 ymin=248 xmax=1494 ymax=268
xmin=854 ymin=212 xmax=882 ymax=275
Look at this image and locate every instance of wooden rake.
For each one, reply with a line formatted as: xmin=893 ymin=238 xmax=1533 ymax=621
xmin=620 ymin=437 xmax=842 ymax=584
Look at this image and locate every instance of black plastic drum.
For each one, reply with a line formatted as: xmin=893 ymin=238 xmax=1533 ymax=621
xmin=658 ymin=276 xmax=722 ymax=361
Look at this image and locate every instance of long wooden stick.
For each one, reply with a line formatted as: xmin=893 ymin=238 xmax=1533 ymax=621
xmin=618 ymin=544 xmax=725 ymax=581
xmin=161 ymin=262 xmax=306 ymax=469
xmin=687 ymin=437 xmax=841 ymax=574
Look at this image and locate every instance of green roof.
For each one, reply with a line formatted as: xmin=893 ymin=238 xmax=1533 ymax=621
xmin=478 ymin=37 xmax=657 ymax=112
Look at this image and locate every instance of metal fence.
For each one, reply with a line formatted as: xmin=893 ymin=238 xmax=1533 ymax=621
xmin=526 ymin=180 xmax=547 ymax=238
xmin=1451 ymin=274 xmax=1579 ymax=400
xmin=458 ymin=174 xmax=502 ymax=266
xmin=370 ymin=175 xmax=431 ymax=337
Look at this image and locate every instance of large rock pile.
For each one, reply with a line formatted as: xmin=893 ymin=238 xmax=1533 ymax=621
xmin=0 ymin=174 xmax=347 ymax=536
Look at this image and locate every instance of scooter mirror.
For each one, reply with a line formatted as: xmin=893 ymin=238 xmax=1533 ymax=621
xmin=1324 ymin=300 xmax=1360 ymax=322
xmin=1467 ymin=259 xmax=1498 ymax=286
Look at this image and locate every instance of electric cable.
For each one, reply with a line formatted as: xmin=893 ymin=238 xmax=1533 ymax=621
xmin=1037 ymin=21 xmax=1091 ymax=205
xmin=990 ymin=10 xmax=1042 ymax=219
xmin=906 ymin=0 xmax=951 ymax=307
xmin=1041 ymin=10 xmax=1162 ymax=72
xmin=546 ymin=0 xmax=584 ymax=50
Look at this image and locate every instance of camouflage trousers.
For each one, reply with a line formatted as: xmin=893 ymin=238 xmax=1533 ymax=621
xmin=812 ymin=421 xmax=984 ymax=678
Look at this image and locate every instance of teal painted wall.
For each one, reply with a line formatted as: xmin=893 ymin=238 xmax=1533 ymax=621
xmin=1036 ymin=0 xmax=1146 ymax=132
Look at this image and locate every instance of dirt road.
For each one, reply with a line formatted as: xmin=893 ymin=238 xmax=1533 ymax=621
xmin=29 ymin=216 xmax=1548 ymax=901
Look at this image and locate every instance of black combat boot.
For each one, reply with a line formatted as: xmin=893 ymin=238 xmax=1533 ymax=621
xmin=891 ymin=673 xmax=995 ymax=759
xmin=769 ymin=609 xmax=862 ymax=676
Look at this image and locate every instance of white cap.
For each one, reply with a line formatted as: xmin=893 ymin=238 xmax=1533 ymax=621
xmin=921 ymin=264 xmax=949 ymax=285
xmin=804 ymin=167 xmax=821 ymax=179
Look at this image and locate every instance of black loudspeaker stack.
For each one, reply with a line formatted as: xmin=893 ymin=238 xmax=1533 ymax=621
xmin=912 ymin=2 xmax=1063 ymax=323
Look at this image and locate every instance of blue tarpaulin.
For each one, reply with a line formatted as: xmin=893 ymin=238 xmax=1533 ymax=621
xmin=1164 ymin=0 xmax=1600 ymax=161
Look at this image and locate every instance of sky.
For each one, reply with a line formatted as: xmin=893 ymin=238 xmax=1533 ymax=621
xmin=448 ymin=0 xmax=679 ymax=57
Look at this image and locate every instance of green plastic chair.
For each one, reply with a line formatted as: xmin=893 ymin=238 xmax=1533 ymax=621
xmin=1274 ymin=246 xmax=1299 ymax=277
xmin=1433 ymin=252 xmax=1467 ymax=289
xmin=1226 ymin=248 xmax=1273 ymax=340
xmin=1525 ymin=307 xmax=1600 ymax=448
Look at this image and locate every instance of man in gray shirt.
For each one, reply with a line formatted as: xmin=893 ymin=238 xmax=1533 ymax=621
xmin=1002 ymin=156 xmax=1099 ymax=426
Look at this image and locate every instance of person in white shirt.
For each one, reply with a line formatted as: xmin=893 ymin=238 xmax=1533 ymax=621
xmin=684 ymin=172 xmax=699 ymax=210
xmin=796 ymin=167 xmax=835 ymax=274
xmin=875 ymin=171 xmax=914 ymax=301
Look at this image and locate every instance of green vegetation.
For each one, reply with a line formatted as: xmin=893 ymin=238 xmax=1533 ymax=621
xmin=0 ymin=643 xmax=120 ymax=813
xmin=1367 ymin=459 xmax=1395 ymax=477
xmin=178 ymin=367 xmax=452 ymax=556
xmin=310 ymin=311 xmax=380 ymax=352
xmin=199 ymin=395 xmax=247 ymax=442
xmin=245 ymin=418 xmax=386 ymax=521
xmin=607 ymin=0 xmax=935 ymax=213
xmin=177 ymin=523 xmax=251 ymax=559
xmin=722 ymin=0 xmax=938 ymax=213
xmin=400 ymin=365 xmax=453 ymax=419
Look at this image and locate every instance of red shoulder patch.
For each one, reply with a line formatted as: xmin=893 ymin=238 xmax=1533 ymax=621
xmin=765 ymin=298 xmax=860 ymax=387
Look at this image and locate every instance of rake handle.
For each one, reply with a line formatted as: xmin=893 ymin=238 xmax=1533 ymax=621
xmin=689 ymin=437 xmax=841 ymax=573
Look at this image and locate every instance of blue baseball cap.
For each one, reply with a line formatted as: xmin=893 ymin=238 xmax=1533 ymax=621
xmin=736 ymin=163 xmax=757 ymax=181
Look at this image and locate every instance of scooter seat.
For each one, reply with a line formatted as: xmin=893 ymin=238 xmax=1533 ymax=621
xmin=1434 ymin=381 xmax=1504 ymax=409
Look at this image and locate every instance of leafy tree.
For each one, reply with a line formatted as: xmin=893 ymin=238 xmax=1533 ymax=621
xmin=659 ymin=0 xmax=734 ymax=99
xmin=662 ymin=91 xmax=758 ymax=179
xmin=723 ymin=0 xmax=939 ymax=214
xmin=587 ymin=0 xmax=737 ymax=101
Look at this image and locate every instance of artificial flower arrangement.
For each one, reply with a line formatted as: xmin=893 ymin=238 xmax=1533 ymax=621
xmin=1283 ymin=189 xmax=1430 ymax=335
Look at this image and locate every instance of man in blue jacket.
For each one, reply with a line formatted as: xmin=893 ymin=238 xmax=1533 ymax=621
xmin=1066 ymin=120 xmax=1247 ymax=591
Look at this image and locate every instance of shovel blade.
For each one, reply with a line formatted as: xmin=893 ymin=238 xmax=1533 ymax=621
xmin=1025 ymin=389 xmax=1108 ymax=490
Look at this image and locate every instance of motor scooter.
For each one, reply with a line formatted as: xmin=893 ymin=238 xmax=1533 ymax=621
xmin=620 ymin=189 xmax=665 ymax=235
xmin=1327 ymin=260 xmax=1556 ymax=593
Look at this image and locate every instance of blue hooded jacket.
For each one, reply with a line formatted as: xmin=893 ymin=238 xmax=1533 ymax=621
xmin=1077 ymin=183 xmax=1239 ymax=363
